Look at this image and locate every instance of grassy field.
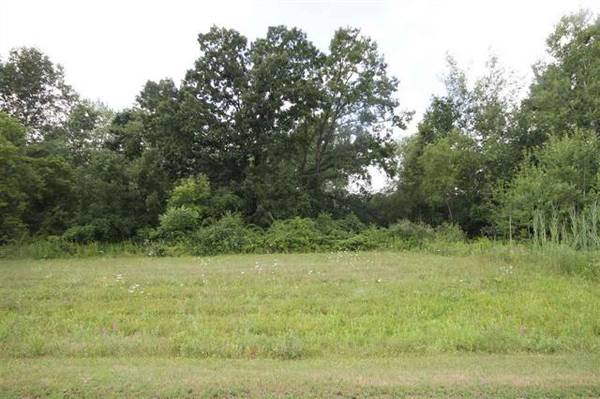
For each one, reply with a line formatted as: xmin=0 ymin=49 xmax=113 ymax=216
xmin=1 ymin=251 xmax=599 ymax=397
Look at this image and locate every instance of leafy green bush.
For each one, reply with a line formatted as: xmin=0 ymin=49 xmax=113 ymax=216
xmin=62 ymin=219 xmax=119 ymax=243
xmin=314 ymin=213 xmax=338 ymax=235
xmin=314 ymin=213 xmax=352 ymax=247
xmin=133 ymin=227 xmax=159 ymax=243
xmin=190 ymin=213 xmax=257 ymax=256
xmin=336 ymin=213 xmax=366 ymax=234
xmin=167 ymin=174 xmax=210 ymax=211
xmin=387 ymin=219 xmax=434 ymax=247
xmin=62 ymin=225 xmax=98 ymax=243
xmin=0 ymin=216 xmax=27 ymax=245
xmin=207 ymin=187 xmax=243 ymax=219
xmin=434 ymin=222 xmax=466 ymax=242
xmin=264 ymin=217 xmax=322 ymax=252
xmin=158 ymin=206 xmax=200 ymax=238
xmin=495 ymin=130 xmax=600 ymax=239
xmin=337 ymin=227 xmax=393 ymax=251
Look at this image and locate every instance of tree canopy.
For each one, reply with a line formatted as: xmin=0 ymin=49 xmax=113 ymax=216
xmin=1 ymin=11 xmax=599 ymax=244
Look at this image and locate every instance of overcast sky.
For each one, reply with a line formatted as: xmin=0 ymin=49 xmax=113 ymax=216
xmin=2 ymin=0 xmax=599 ymax=130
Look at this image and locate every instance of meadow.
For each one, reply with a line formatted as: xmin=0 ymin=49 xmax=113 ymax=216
xmin=1 ymin=250 xmax=599 ymax=397
xmin=2 ymin=5 xmax=600 ymax=398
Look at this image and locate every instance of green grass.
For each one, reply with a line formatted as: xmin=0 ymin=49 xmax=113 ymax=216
xmin=2 ymin=355 xmax=600 ymax=398
xmin=1 ymin=251 xmax=599 ymax=397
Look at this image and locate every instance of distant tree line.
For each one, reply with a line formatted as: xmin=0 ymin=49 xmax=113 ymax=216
xmin=1 ymin=11 xmax=599 ymax=245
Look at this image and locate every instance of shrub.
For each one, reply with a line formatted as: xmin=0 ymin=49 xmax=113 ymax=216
xmin=264 ymin=217 xmax=321 ymax=252
xmin=62 ymin=220 xmax=113 ymax=243
xmin=207 ymin=187 xmax=243 ymax=219
xmin=63 ymin=225 xmax=97 ymax=243
xmin=387 ymin=219 xmax=434 ymax=247
xmin=314 ymin=213 xmax=338 ymax=235
xmin=0 ymin=216 xmax=27 ymax=245
xmin=190 ymin=213 xmax=256 ymax=256
xmin=158 ymin=206 xmax=200 ymax=238
xmin=167 ymin=174 xmax=211 ymax=210
xmin=337 ymin=227 xmax=393 ymax=251
xmin=27 ymin=236 xmax=77 ymax=258
xmin=434 ymin=222 xmax=466 ymax=242
xmin=337 ymin=212 xmax=366 ymax=233
xmin=133 ymin=227 xmax=158 ymax=243
xmin=314 ymin=213 xmax=352 ymax=247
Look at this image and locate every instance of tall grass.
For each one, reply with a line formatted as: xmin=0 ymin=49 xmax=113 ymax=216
xmin=529 ymin=204 xmax=600 ymax=279
xmin=0 ymin=238 xmax=145 ymax=259
xmin=532 ymin=203 xmax=600 ymax=250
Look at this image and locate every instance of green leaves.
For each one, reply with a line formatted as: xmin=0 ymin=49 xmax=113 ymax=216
xmin=496 ymin=130 xmax=600 ymax=235
xmin=418 ymin=130 xmax=483 ymax=224
xmin=394 ymin=55 xmax=518 ymax=234
xmin=521 ymin=11 xmax=600 ymax=142
xmin=4 ymin=12 xmax=600 ymax=243
xmin=146 ymin=26 xmax=407 ymax=217
xmin=167 ymin=175 xmax=211 ymax=211
xmin=0 ymin=48 xmax=77 ymax=140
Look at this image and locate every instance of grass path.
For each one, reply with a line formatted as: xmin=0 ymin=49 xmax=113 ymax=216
xmin=2 ymin=354 xmax=600 ymax=398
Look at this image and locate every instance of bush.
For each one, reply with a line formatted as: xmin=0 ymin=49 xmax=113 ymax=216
xmin=62 ymin=219 xmax=115 ymax=243
xmin=434 ymin=222 xmax=466 ymax=242
xmin=264 ymin=217 xmax=321 ymax=252
xmin=387 ymin=219 xmax=434 ymax=247
xmin=207 ymin=187 xmax=243 ymax=219
xmin=158 ymin=206 xmax=200 ymax=238
xmin=337 ymin=213 xmax=366 ymax=233
xmin=337 ymin=227 xmax=393 ymax=251
xmin=167 ymin=175 xmax=210 ymax=210
xmin=314 ymin=213 xmax=338 ymax=236
xmin=0 ymin=216 xmax=27 ymax=245
xmin=314 ymin=213 xmax=352 ymax=247
xmin=63 ymin=225 xmax=97 ymax=243
xmin=133 ymin=227 xmax=159 ymax=243
xmin=190 ymin=213 xmax=258 ymax=256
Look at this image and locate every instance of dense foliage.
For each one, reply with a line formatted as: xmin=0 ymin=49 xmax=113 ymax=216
xmin=1 ymin=11 xmax=599 ymax=251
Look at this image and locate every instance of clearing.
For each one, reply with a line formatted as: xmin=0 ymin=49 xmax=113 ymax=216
xmin=1 ymin=251 xmax=599 ymax=397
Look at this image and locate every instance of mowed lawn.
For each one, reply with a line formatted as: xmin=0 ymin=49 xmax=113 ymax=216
xmin=1 ymin=251 xmax=599 ymax=397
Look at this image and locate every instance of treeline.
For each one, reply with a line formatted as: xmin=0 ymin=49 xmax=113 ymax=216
xmin=1 ymin=11 xmax=599 ymax=248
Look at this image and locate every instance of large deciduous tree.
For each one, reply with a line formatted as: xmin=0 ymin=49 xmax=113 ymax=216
xmin=517 ymin=11 xmax=600 ymax=148
xmin=0 ymin=48 xmax=77 ymax=140
xmin=134 ymin=26 xmax=407 ymax=219
xmin=392 ymin=56 xmax=519 ymax=233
